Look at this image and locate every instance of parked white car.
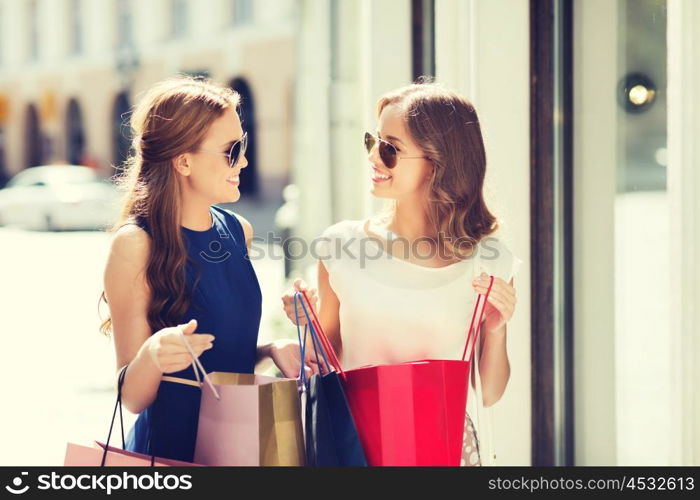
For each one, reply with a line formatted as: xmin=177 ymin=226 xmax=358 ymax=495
xmin=0 ymin=165 xmax=121 ymax=231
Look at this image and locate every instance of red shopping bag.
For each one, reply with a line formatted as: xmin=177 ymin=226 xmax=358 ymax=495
xmin=300 ymin=277 xmax=493 ymax=466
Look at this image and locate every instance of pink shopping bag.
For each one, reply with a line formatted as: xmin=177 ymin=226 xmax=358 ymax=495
xmin=191 ymin=372 xmax=304 ymax=466
xmin=174 ymin=334 xmax=305 ymax=466
xmin=64 ymin=442 xmax=200 ymax=466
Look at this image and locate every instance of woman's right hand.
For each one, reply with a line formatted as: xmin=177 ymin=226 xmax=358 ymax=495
xmin=144 ymin=318 xmax=214 ymax=374
xmin=281 ymin=278 xmax=318 ymax=326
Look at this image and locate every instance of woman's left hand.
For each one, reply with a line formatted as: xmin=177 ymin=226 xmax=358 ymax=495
xmin=269 ymin=338 xmax=320 ymax=379
xmin=471 ymin=273 xmax=516 ymax=333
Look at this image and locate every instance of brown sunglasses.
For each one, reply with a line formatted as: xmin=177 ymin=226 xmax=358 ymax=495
xmin=363 ymin=132 xmax=429 ymax=169
xmin=197 ymin=132 xmax=248 ymax=169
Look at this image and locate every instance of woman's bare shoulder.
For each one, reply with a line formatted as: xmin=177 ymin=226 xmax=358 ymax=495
xmin=107 ymin=223 xmax=151 ymax=272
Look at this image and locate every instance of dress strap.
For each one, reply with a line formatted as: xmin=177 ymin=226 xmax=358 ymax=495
xmin=211 ymin=207 xmax=248 ymax=257
xmin=214 ymin=212 xmax=229 ymax=240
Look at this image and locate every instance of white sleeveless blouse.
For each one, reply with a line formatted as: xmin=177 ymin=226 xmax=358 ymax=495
xmin=316 ymin=218 xmax=522 ymax=371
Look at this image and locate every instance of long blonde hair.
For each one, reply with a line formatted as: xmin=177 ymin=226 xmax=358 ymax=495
xmin=99 ymin=76 xmax=240 ymax=336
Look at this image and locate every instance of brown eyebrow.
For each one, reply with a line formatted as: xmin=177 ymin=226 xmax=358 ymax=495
xmin=377 ymin=131 xmax=406 ymax=147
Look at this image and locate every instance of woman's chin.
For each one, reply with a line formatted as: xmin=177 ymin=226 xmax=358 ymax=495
xmin=224 ymin=190 xmax=241 ymax=203
xmin=370 ymin=186 xmax=393 ymax=199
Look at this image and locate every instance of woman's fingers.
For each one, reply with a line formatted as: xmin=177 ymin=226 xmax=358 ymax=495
xmin=473 ymin=286 xmax=513 ymax=307
xmin=162 ymin=332 xmax=215 ymax=350
xmin=486 ymin=294 xmax=514 ymax=320
xmin=473 ymin=281 xmax=516 ymax=304
xmin=305 ymin=358 xmax=321 ymax=375
xmin=300 ymin=291 xmax=318 ymax=316
xmin=288 ymin=362 xmax=304 ymax=379
xmin=293 ymin=278 xmax=308 ymax=292
xmin=158 ymin=347 xmax=193 ymax=361
xmin=486 ymin=294 xmax=506 ymax=312
xmin=474 ymin=276 xmax=516 ymax=299
xmin=286 ymin=281 xmax=318 ymax=304
xmin=292 ymin=316 xmax=309 ymax=326
xmin=160 ymin=340 xmax=212 ymax=358
xmin=282 ymin=282 xmax=319 ymax=325
xmin=283 ymin=300 xmax=319 ymax=325
xmin=476 ymin=289 xmax=514 ymax=305
xmin=491 ymin=282 xmax=515 ymax=300
xmin=187 ymin=333 xmax=215 ymax=347
xmin=190 ymin=343 xmax=214 ymax=356
xmin=285 ymin=304 xmax=309 ymax=325
xmin=174 ymin=353 xmax=194 ymax=365
xmin=178 ymin=318 xmax=198 ymax=335
xmin=291 ymin=289 xmax=318 ymax=307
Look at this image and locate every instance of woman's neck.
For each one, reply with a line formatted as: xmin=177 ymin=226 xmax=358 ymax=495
xmin=179 ymin=191 xmax=214 ymax=231
xmin=388 ymin=198 xmax=435 ymax=242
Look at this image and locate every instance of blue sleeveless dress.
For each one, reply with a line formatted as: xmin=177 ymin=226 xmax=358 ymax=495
xmin=123 ymin=205 xmax=262 ymax=463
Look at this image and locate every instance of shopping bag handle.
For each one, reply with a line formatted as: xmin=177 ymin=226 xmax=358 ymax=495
xmin=179 ymin=330 xmax=221 ymax=400
xmin=295 ymin=322 xmax=310 ymax=389
xmin=296 ymin=294 xmax=334 ymax=373
xmin=295 ymin=290 xmax=345 ymax=378
xmin=102 ymin=326 xmax=223 ymax=468
xmin=461 ymin=275 xmax=495 ymax=362
xmin=101 ymin=364 xmax=156 ymax=466
xmin=307 ymin=320 xmax=332 ymax=376
xmin=101 ymin=364 xmax=128 ymax=466
xmin=294 ymin=294 xmax=332 ymax=388
xmin=299 ymin=289 xmax=345 ymax=376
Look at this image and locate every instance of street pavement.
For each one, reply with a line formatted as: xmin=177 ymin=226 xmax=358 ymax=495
xmin=0 ymin=226 xmax=289 ymax=465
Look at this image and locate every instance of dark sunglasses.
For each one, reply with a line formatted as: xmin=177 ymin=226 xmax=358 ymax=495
xmin=198 ymin=132 xmax=248 ymax=168
xmin=363 ymin=131 xmax=429 ymax=169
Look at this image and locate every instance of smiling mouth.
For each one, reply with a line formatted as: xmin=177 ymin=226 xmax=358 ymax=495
xmin=226 ymin=175 xmax=240 ymax=185
xmin=371 ymin=167 xmax=392 ymax=183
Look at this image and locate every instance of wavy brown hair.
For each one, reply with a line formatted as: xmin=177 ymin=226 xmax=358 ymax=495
xmin=376 ymin=80 xmax=499 ymax=258
xmin=99 ymin=76 xmax=240 ymax=336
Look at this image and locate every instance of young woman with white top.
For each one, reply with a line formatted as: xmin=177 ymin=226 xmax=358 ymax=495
xmin=282 ymin=81 xmax=522 ymax=466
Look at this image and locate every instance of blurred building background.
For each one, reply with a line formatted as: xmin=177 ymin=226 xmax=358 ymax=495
xmin=0 ymin=0 xmax=698 ymax=467
xmin=0 ymin=0 xmax=296 ymax=233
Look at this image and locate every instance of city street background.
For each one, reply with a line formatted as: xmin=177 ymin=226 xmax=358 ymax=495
xmin=0 ymin=224 xmax=287 ymax=465
xmin=0 ymin=0 xmax=696 ymax=466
